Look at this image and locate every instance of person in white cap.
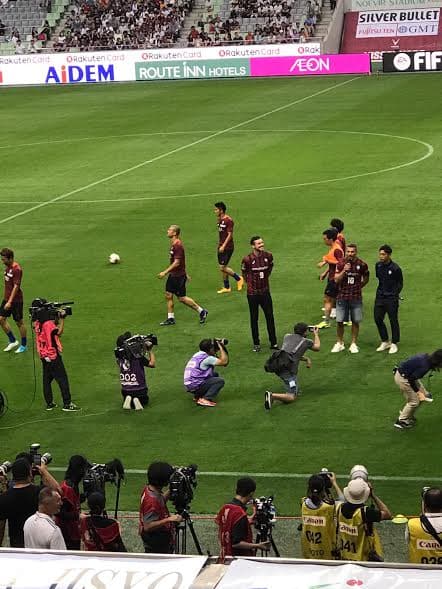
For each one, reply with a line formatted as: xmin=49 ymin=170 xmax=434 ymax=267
xmin=336 ymin=479 xmax=391 ymax=561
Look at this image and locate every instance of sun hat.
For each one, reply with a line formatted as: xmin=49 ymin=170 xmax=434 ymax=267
xmin=343 ymin=479 xmax=370 ymax=504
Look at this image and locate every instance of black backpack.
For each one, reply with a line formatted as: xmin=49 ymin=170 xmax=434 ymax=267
xmin=264 ymin=350 xmax=293 ymax=374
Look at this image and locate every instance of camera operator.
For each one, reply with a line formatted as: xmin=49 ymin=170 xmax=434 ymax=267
xmin=24 ymin=487 xmax=66 ymax=550
xmin=406 ymin=487 xmax=442 ymax=564
xmin=115 ymin=332 xmax=156 ymax=411
xmin=183 ymin=338 xmax=228 ymax=407
xmin=300 ymin=472 xmax=343 ymax=560
xmin=0 ymin=457 xmax=60 ymax=548
xmin=56 ymin=455 xmax=88 ymax=550
xmin=139 ymin=462 xmax=183 ymax=554
xmin=216 ymin=477 xmax=271 ymax=559
xmin=336 ymin=479 xmax=391 ymax=561
xmin=32 ymin=300 xmax=80 ymax=412
xmin=80 ymin=492 xmax=126 ymax=552
xmin=265 ymin=323 xmax=320 ymax=411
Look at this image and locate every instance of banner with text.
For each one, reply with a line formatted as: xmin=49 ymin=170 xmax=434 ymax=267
xmin=0 ymin=43 xmax=319 ymax=86
xmin=341 ymin=9 xmax=442 ymax=51
xmin=0 ymin=552 xmax=206 ymax=589
xmin=383 ymin=48 xmax=442 ymax=68
xmin=250 ymin=53 xmax=371 ymax=76
xmin=217 ymin=559 xmax=442 ymax=589
xmin=135 ymin=58 xmax=249 ymax=80
xmin=345 ymin=0 xmax=442 ymax=12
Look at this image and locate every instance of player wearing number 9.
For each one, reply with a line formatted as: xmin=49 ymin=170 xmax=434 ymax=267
xmin=241 ymin=236 xmax=277 ymax=353
xmin=407 ymin=487 xmax=442 ymax=564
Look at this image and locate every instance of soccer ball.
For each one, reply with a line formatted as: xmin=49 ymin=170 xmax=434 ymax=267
xmin=109 ymin=253 xmax=121 ymax=264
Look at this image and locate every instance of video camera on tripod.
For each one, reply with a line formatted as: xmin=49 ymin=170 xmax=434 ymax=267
xmin=115 ymin=334 xmax=158 ymax=361
xmin=29 ymin=298 xmax=74 ymax=322
xmin=169 ymin=464 xmax=198 ymax=514
xmin=83 ymin=458 xmax=125 ymax=518
xmin=253 ymin=495 xmax=280 ymax=557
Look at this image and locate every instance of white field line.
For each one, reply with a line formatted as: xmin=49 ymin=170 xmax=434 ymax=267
xmin=0 ymin=130 xmax=432 ymax=206
xmin=0 ymin=77 xmax=359 ymax=226
xmin=41 ymin=468 xmax=442 ymax=482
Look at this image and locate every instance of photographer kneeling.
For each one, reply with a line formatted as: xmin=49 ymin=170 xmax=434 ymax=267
xmin=184 ymin=338 xmax=229 ymax=407
xmin=31 ymin=298 xmax=80 ymax=412
xmin=115 ymin=332 xmax=156 ymax=411
xmin=139 ymin=462 xmax=183 ymax=554
xmin=265 ymin=323 xmax=320 ymax=410
xmin=80 ymin=492 xmax=126 ymax=552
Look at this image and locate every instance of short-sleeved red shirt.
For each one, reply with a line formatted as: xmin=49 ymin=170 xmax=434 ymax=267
xmin=169 ymin=240 xmax=186 ymax=277
xmin=4 ymin=262 xmax=23 ymax=302
xmin=336 ymin=257 xmax=369 ymax=301
xmin=218 ymin=215 xmax=234 ymax=251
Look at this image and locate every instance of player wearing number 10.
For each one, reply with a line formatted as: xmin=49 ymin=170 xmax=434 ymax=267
xmin=241 ymin=236 xmax=277 ymax=353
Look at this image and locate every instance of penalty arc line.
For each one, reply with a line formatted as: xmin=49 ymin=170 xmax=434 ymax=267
xmin=0 ymin=77 xmax=359 ymax=226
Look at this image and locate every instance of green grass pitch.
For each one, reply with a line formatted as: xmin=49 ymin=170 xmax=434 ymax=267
xmin=1 ymin=74 xmax=441 ymax=520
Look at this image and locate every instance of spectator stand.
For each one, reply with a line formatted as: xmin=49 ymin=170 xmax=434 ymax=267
xmin=49 ymin=0 xmax=195 ymax=53
xmin=179 ymin=0 xmax=328 ymax=47
xmin=0 ymin=0 xmax=70 ymax=55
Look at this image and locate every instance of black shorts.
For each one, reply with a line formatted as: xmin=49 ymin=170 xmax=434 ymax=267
xmin=166 ymin=274 xmax=187 ymax=297
xmin=324 ymin=279 xmax=338 ymax=299
xmin=0 ymin=299 xmax=23 ymax=322
xmin=217 ymin=249 xmax=233 ymax=266
xmin=121 ymin=388 xmax=149 ymax=406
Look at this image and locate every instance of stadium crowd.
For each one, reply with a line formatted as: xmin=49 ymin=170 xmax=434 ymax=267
xmin=187 ymin=0 xmax=322 ymax=47
xmin=57 ymin=0 xmax=194 ymax=51
xmin=0 ymin=454 xmax=441 ymax=563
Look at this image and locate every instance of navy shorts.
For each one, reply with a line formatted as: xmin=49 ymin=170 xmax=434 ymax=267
xmin=324 ymin=279 xmax=338 ymax=299
xmin=0 ymin=299 xmax=23 ymax=322
xmin=166 ymin=275 xmax=187 ymax=297
xmin=217 ymin=250 xmax=233 ymax=266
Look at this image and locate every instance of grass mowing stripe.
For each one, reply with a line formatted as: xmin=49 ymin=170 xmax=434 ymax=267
xmin=45 ymin=468 xmax=442 ymax=482
xmin=0 ymin=77 xmax=359 ymax=225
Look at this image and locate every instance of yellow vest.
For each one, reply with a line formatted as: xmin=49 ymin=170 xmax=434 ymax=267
xmin=408 ymin=517 xmax=442 ymax=564
xmin=300 ymin=498 xmax=336 ymax=559
xmin=336 ymin=504 xmax=370 ymax=561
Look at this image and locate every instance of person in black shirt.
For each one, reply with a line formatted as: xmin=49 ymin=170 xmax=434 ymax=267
xmin=374 ymin=245 xmax=403 ymax=355
xmin=0 ymin=458 xmax=60 ymax=548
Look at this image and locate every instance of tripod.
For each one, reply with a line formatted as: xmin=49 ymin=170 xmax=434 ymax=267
xmin=173 ymin=509 xmax=203 ymax=555
xmin=255 ymin=523 xmax=280 ymax=557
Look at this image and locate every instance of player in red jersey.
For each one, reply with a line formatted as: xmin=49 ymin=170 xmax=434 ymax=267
xmin=241 ymin=236 xmax=278 ymax=352
xmin=0 ymin=248 xmax=27 ymax=353
xmin=158 ymin=225 xmax=208 ymax=326
xmin=214 ymin=202 xmax=244 ymax=294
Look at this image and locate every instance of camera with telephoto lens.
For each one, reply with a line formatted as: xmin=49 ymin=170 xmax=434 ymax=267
xmin=253 ymin=496 xmax=277 ymax=534
xmin=317 ymin=468 xmax=333 ymax=490
xmin=213 ymin=338 xmax=229 ymax=350
xmin=115 ymin=334 xmax=158 ymax=361
xmin=169 ymin=464 xmax=198 ymax=514
xmin=29 ymin=443 xmax=52 ymax=472
xmin=83 ymin=459 xmax=125 ymax=498
xmin=29 ymin=298 xmax=74 ymax=322
xmin=0 ymin=461 xmax=12 ymax=477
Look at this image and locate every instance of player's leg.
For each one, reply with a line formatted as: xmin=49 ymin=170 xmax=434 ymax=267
xmin=348 ymin=302 xmax=362 ymax=353
xmin=160 ymin=276 xmax=177 ymax=325
xmin=374 ymin=301 xmax=390 ymax=350
xmin=386 ymin=299 xmax=400 ymax=353
xmin=247 ymin=294 xmax=260 ymax=350
xmin=217 ymin=264 xmax=232 ymax=293
xmin=331 ymin=301 xmax=346 ymax=352
xmin=217 ymin=250 xmax=243 ymax=292
xmin=261 ymin=293 xmax=277 ymax=348
xmin=0 ymin=302 xmax=18 ymax=351
xmin=318 ymin=281 xmax=336 ymax=328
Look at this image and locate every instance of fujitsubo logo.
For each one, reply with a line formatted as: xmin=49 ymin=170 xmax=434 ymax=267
xmin=45 ymin=64 xmax=115 ymax=84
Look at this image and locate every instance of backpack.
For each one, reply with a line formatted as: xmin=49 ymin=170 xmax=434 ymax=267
xmin=264 ymin=350 xmax=293 ymax=374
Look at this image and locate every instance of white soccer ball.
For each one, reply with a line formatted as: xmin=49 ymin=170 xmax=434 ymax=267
xmin=109 ymin=253 xmax=121 ymax=264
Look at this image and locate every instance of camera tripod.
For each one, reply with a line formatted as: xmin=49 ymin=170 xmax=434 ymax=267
xmin=255 ymin=525 xmax=280 ymax=557
xmin=173 ymin=509 xmax=203 ymax=555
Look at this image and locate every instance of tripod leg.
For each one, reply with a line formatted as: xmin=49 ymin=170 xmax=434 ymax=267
xmin=270 ymin=535 xmax=280 ymax=557
xmin=186 ymin=518 xmax=204 ymax=555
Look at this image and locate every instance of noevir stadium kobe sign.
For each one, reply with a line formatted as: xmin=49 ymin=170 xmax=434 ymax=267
xmin=383 ymin=50 xmax=442 ymax=71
